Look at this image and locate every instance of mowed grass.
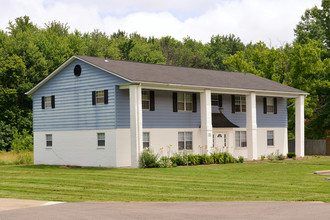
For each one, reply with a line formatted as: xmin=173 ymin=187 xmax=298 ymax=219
xmin=0 ymin=157 xmax=329 ymax=203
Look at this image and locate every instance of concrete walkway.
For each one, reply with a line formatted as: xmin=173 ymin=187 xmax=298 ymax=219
xmin=0 ymin=200 xmax=330 ymax=220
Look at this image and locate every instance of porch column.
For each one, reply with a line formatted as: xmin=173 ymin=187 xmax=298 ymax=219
xmin=129 ymin=84 xmax=143 ymax=168
xmin=246 ymin=92 xmax=258 ymax=160
xmin=200 ymin=89 xmax=213 ymax=153
xmin=295 ymin=95 xmax=305 ymax=157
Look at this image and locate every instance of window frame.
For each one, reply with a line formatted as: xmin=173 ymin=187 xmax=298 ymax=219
xmin=142 ymin=90 xmax=150 ymax=110
xmin=235 ymin=131 xmax=247 ymax=147
xmin=267 ymin=130 xmax=274 ymax=146
xmin=97 ymin=133 xmax=105 ymax=147
xmin=46 ymin=134 xmax=52 ymax=147
xmin=44 ymin=96 xmax=52 ymax=109
xmin=96 ymin=90 xmax=105 ymax=104
xmin=211 ymin=94 xmax=219 ymax=106
xmin=266 ymin=97 xmax=275 ymax=114
xmin=177 ymin=92 xmax=193 ymax=112
xmin=235 ymin=96 xmax=246 ymax=113
xmin=143 ymin=132 xmax=150 ymax=149
xmin=178 ymin=132 xmax=193 ymax=150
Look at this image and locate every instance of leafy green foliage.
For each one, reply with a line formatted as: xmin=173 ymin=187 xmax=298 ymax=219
xmin=139 ymin=149 xmax=159 ymax=168
xmin=11 ymin=129 xmax=33 ymax=152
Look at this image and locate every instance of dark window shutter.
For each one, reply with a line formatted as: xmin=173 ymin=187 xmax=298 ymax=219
xmin=92 ymin=91 xmax=96 ymax=105
xmin=231 ymin=95 xmax=235 ymax=113
xmin=274 ymin=98 xmax=277 ymax=114
xmin=192 ymin=93 xmax=197 ymax=112
xmin=263 ymin=97 xmax=267 ymax=114
xmin=104 ymin=90 xmax=108 ymax=104
xmin=51 ymin=95 xmax=55 ymax=108
xmin=173 ymin=92 xmax=177 ymax=112
xmin=150 ymin=91 xmax=155 ymax=111
xmin=41 ymin=96 xmax=45 ymax=109
xmin=218 ymin=95 xmax=222 ymax=107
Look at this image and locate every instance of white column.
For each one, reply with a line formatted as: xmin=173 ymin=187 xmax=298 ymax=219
xmin=129 ymin=85 xmax=143 ymax=168
xmin=200 ymin=89 xmax=213 ymax=154
xmin=246 ymin=92 xmax=258 ymax=160
xmin=295 ymin=95 xmax=305 ymax=157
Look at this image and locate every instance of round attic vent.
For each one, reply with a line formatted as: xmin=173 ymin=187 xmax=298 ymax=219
xmin=74 ymin=65 xmax=81 ymax=77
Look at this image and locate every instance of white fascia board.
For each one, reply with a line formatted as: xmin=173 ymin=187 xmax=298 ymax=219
xmin=119 ymin=81 xmax=308 ymax=97
xmin=25 ymin=56 xmax=76 ymax=95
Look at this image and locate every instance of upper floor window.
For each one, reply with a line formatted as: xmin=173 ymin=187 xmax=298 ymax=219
xmin=42 ymin=96 xmax=55 ymax=109
xmin=211 ymin=94 xmax=222 ymax=107
xmin=235 ymin=131 xmax=247 ymax=147
xmin=178 ymin=132 xmax=193 ymax=150
xmin=264 ymin=97 xmax=277 ymax=114
xmin=142 ymin=91 xmax=150 ymax=110
xmin=92 ymin=90 xmax=108 ymax=105
xmin=173 ymin=92 xmax=197 ymax=112
xmin=234 ymin=96 xmax=246 ymax=112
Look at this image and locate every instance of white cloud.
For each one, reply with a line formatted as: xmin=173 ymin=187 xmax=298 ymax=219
xmin=0 ymin=0 xmax=322 ymax=47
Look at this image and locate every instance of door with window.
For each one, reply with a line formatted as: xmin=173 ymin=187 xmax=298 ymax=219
xmin=213 ymin=132 xmax=227 ymax=149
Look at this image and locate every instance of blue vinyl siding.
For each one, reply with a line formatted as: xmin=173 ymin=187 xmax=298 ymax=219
xmin=116 ymin=90 xmax=201 ymax=128
xmin=33 ymin=60 xmax=128 ymax=131
xmin=212 ymin=95 xmax=287 ymax=128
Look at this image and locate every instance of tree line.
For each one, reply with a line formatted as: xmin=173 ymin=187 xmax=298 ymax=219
xmin=0 ymin=0 xmax=329 ymax=151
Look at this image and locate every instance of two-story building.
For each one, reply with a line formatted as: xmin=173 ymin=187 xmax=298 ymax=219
xmin=26 ymin=55 xmax=307 ymax=168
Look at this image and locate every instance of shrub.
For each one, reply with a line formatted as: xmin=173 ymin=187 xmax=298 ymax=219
xmin=158 ymin=156 xmax=172 ymax=168
xmin=267 ymin=152 xmax=275 ymax=161
xmin=139 ymin=149 xmax=159 ymax=168
xmin=11 ymin=129 xmax=33 ymax=152
xmin=287 ymin=152 xmax=296 ymax=158
xmin=238 ymin=156 xmax=244 ymax=163
xmin=187 ymin=154 xmax=199 ymax=165
xmin=267 ymin=150 xmax=285 ymax=161
xmin=261 ymin=155 xmax=265 ymax=160
xmin=170 ymin=154 xmax=185 ymax=166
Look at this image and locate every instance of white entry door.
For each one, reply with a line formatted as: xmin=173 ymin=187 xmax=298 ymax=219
xmin=214 ymin=132 xmax=227 ymax=148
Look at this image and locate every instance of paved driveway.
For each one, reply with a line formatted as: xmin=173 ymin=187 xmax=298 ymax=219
xmin=1 ymin=201 xmax=330 ymax=220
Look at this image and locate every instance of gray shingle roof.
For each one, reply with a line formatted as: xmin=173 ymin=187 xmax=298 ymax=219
xmin=76 ymin=55 xmax=306 ymax=94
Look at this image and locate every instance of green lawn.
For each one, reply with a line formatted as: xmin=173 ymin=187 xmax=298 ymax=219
xmin=0 ymin=157 xmax=329 ymax=202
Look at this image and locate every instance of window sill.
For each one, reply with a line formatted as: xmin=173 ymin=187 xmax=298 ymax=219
xmin=267 ymin=146 xmax=275 ymax=148
xmin=234 ymin=147 xmax=247 ymax=150
xmin=45 ymin=147 xmax=52 ymax=149
xmin=97 ymin=147 xmax=105 ymax=149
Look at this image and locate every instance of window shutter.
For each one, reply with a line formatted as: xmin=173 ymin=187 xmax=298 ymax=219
xmin=150 ymin=91 xmax=155 ymax=111
xmin=92 ymin=91 xmax=96 ymax=105
xmin=192 ymin=93 xmax=197 ymax=112
xmin=51 ymin=95 xmax=55 ymax=108
xmin=218 ymin=95 xmax=222 ymax=107
xmin=263 ymin=97 xmax=267 ymax=114
xmin=41 ymin=96 xmax=45 ymax=109
xmin=173 ymin=92 xmax=177 ymax=112
xmin=104 ymin=90 xmax=108 ymax=104
xmin=274 ymin=98 xmax=277 ymax=114
xmin=231 ymin=95 xmax=235 ymax=113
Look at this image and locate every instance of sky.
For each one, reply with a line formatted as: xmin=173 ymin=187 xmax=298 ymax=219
xmin=0 ymin=0 xmax=321 ymax=47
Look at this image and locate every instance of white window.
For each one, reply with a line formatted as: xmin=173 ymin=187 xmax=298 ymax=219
xmin=267 ymin=130 xmax=274 ymax=146
xmin=46 ymin=134 xmax=52 ymax=147
xmin=211 ymin=94 xmax=219 ymax=106
xmin=235 ymin=96 xmax=246 ymax=112
xmin=45 ymin=96 xmax=52 ymax=109
xmin=143 ymin=132 xmax=150 ymax=149
xmin=178 ymin=93 xmax=193 ymax=111
xmin=142 ymin=91 xmax=150 ymax=110
xmin=235 ymin=131 xmax=247 ymax=147
xmin=97 ymin=133 xmax=105 ymax=147
xmin=96 ymin=90 xmax=104 ymax=104
xmin=178 ymin=132 xmax=193 ymax=150
xmin=266 ymin=97 xmax=274 ymax=113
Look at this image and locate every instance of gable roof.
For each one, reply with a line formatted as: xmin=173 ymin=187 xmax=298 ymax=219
xmin=27 ymin=55 xmax=307 ymax=95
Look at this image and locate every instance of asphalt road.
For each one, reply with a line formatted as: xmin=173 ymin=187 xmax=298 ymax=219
xmin=1 ymin=201 xmax=330 ymax=220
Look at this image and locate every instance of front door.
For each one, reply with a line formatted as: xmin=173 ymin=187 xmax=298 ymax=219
xmin=214 ymin=132 xmax=227 ymax=149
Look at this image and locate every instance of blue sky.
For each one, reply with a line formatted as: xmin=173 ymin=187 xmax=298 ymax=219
xmin=0 ymin=0 xmax=321 ymax=47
